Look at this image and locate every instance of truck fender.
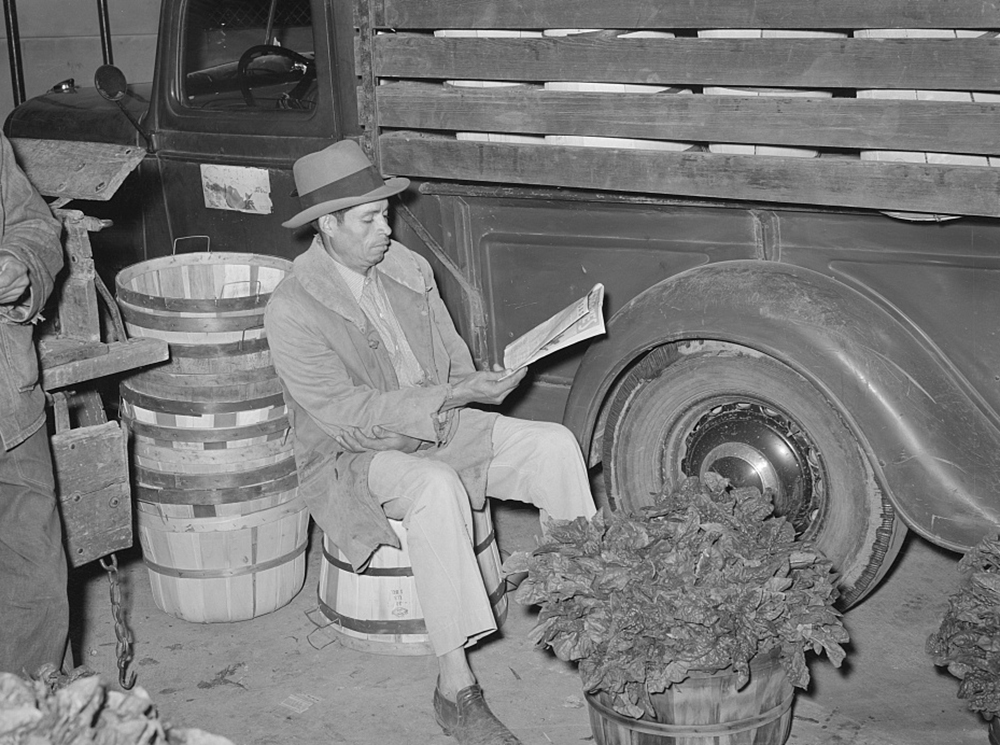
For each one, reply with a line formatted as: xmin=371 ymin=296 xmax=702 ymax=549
xmin=564 ymin=259 xmax=1000 ymax=552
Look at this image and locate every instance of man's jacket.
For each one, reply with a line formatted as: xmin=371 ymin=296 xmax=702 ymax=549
xmin=264 ymin=238 xmax=495 ymax=569
xmin=0 ymin=133 xmax=63 ymax=450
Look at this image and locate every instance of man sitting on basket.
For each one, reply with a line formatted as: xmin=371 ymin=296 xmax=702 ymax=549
xmin=264 ymin=140 xmax=597 ymax=745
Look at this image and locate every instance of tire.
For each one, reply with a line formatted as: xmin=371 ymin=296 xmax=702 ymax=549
xmin=601 ymin=340 xmax=905 ymax=608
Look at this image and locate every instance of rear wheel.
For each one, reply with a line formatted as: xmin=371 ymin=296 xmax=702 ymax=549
xmin=601 ymin=340 xmax=905 ymax=607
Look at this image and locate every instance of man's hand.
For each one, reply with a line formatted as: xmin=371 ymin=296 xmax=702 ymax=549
xmin=0 ymin=255 xmax=29 ymax=305
xmin=334 ymin=425 xmax=424 ymax=454
xmin=448 ymin=365 xmax=527 ymax=408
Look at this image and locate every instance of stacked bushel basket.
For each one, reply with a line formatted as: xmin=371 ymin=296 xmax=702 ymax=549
xmin=116 ymin=253 xmax=307 ymax=623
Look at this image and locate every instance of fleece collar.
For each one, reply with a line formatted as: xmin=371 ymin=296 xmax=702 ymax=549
xmin=293 ymin=237 xmax=427 ymax=329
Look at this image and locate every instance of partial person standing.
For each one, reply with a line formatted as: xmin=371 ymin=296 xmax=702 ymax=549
xmin=265 ymin=140 xmax=597 ymax=745
xmin=0 ymin=131 xmax=67 ymax=676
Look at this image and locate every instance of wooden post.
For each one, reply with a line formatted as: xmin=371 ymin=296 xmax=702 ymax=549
xmin=52 ymin=208 xmax=107 ymax=343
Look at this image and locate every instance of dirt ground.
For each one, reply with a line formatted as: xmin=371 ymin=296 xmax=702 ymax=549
xmin=68 ymin=503 xmax=987 ymax=745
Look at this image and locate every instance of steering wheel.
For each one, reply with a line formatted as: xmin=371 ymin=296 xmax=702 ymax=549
xmin=237 ymin=44 xmax=314 ymax=107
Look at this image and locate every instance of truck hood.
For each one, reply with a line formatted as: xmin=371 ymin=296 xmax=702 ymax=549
xmin=4 ymin=83 xmax=151 ymax=146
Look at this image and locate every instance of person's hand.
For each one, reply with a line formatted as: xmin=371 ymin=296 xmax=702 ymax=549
xmin=0 ymin=255 xmax=29 ymax=305
xmin=449 ymin=365 xmax=527 ymax=408
xmin=334 ymin=425 xmax=423 ymax=454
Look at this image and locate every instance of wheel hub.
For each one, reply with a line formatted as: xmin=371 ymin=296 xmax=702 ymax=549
xmin=680 ymin=401 xmax=821 ymax=531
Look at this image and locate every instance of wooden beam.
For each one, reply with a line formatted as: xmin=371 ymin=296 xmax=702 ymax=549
xmin=52 ymin=209 xmax=107 ymax=343
xmin=376 ymin=84 xmax=1000 ymax=156
xmin=376 ymin=0 xmax=1000 ymax=31
xmin=40 ymin=337 xmax=169 ymax=391
xmin=9 ymin=139 xmax=144 ymax=202
xmin=51 ymin=419 xmax=132 ymax=567
xmin=378 ymin=133 xmax=1000 ymax=218
xmin=354 ymin=0 xmax=380 ymax=162
xmin=374 ymin=36 xmax=1000 ymax=91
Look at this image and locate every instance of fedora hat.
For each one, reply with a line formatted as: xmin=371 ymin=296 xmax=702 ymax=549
xmin=283 ymin=140 xmax=409 ymax=229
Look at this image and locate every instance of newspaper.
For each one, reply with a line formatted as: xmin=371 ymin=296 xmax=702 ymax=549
xmin=502 ymin=283 xmax=605 ymax=375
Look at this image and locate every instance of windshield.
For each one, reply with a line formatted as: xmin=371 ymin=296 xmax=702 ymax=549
xmin=182 ymin=0 xmax=317 ymax=112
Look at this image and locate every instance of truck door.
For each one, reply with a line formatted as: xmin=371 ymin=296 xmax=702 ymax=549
xmin=141 ymin=0 xmax=358 ymax=262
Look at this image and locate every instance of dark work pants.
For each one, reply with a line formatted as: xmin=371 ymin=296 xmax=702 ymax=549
xmin=0 ymin=425 xmax=69 ymax=676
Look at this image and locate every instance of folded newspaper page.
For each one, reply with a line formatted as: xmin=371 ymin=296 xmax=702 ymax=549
xmin=502 ymin=283 xmax=606 ymax=374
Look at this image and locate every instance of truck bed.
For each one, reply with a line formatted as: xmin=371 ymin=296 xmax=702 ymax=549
xmin=360 ymin=0 xmax=1000 ymax=218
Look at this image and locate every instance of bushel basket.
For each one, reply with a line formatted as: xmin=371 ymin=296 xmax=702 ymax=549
xmin=116 ymin=252 xmax=306 ymax=623
xmin=586 ymin=651 xmax=793 ymax=745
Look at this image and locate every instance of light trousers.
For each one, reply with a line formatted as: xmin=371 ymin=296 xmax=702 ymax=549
xmin=368 ymin=415 xmax=596 ymax=656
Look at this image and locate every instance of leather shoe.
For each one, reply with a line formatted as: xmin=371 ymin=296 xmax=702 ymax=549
xmin=433 ymin=683 xmax=522 ymax=744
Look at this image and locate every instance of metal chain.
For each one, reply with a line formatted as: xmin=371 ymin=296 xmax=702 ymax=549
xmin=99 ymin=553 xmax=137 ymax=690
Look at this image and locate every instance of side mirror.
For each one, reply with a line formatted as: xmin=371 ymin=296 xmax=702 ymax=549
xmin=95 ymin=64 xmax=128 ymax=102
xmin=94 ymin=64 xmax=151 ymax=150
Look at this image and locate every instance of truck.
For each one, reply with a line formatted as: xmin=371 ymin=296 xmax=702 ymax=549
xmin=8 ymin=0 xmax=1000 ymax=607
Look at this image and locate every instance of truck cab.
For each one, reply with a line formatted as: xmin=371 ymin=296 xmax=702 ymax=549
xmin=7 ymin=0 xmax=349 ymax=272
xmin=9 ymin=0 xmax=1000 ymax=608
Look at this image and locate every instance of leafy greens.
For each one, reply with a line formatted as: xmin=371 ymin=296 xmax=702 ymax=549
xmin=505 ymin=474 xmax=848 ymax=720
xmin=927 ymin=533 xmax=1000 ymax=719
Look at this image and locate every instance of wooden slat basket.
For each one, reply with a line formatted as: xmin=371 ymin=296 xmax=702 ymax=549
xmin=116 ymin=252 xmax=307 ymax=623
xmin=317 ymin=505 xmax=507 ymax=655
xmin=586 ymin=650 xmax=793 ymax=745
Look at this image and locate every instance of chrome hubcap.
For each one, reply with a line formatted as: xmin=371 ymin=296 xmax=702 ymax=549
xmin=680 ymin=401 xmax=822 ymax=532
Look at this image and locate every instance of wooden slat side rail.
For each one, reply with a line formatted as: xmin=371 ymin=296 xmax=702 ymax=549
xmin=376 ymin=84 xmax=1000 ymax=156
xmin=378 ymin=133 xmax=1000 ymax=218
xmin=375 ymin=0 xmax=1000 ymax=31
xmin=374 ymin=36 xmax=1000 ymax=92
